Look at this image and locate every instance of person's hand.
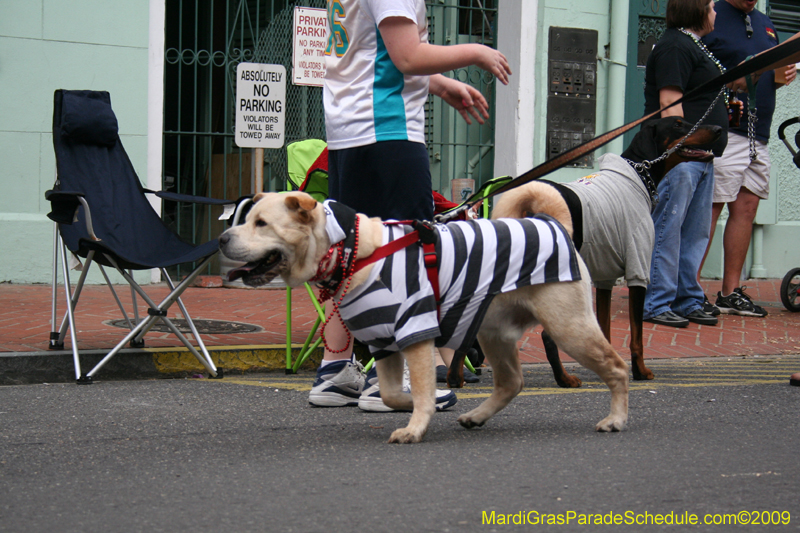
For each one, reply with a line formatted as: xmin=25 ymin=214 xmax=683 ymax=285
xmin=726 ymin=77 xmax=748 ymax=92
xmin=431 ymin=75 xmax=490 ymax=125
xmin=474 ymin=44 xmax=512 ymax=85
xmin=783 ymin=63 xmax=797 ymax=86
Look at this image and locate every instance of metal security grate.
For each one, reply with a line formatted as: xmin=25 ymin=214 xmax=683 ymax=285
xmin=769 ymin=0 xmax=800 ymax=35
xmin=162 ymin=0 xmax=498 ymax=276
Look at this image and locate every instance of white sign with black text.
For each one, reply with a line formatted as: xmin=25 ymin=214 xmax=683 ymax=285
xmin=292 ymin=6 xmax=328 ymax=87
xmin=234 ymin=62 xmax=286 ymax=148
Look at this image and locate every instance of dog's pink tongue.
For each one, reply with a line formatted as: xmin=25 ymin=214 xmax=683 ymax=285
xmin=226 ymin=263 xmax=257 ymax=282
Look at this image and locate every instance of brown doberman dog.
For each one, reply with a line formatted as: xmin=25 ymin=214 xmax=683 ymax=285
xmin=448 ymin=117 xmax=722 ymax=388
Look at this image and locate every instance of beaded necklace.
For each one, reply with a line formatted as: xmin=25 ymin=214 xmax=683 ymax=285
xmin=679 ymin=27 xmax=758 ymax=160
xmin=678 ymin=28 xmax=726 ymax=74
xmin=678 ymin=27 xmax=740 ymax=125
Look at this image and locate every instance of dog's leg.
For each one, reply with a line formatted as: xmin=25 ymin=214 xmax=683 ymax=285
xmin=628 ymin=286 xmax=654 ymax=381
xmin=531 ymin=273 xmax=629 ymax=432
xmin=383 ymin=341 xmax=436 ymax=444
xmin=542 ymin=331 xmax=582 ymax=388
xmin=457 ymin=296 xmax=526 ymax=429
xmin=446 ymin=350 xmax=466 ymax=388
xmin=375 ymin=353 xmax=411 ymax=410
xmin=595 ymin=288 xmax=612 ymax=341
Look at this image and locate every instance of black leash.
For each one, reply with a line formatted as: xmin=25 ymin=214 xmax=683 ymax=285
xmin=440 ymin=35 xmax=800 ymax=221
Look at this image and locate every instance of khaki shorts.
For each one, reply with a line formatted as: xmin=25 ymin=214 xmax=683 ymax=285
xmin=712 ymin=132 xmax=770 ymax=203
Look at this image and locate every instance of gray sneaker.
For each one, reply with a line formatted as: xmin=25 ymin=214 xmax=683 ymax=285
xmin=715 ymin=286 xmax=768 ymax=317
xmin=308 ymin=358 xmax=365 ymax=407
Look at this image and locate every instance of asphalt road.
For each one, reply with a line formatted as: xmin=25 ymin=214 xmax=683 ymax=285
xmin=1 ymin=356 xmax=799 ymax=532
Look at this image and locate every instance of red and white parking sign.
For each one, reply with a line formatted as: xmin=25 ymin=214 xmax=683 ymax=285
xmin=292 ymin=7 xmax=328 ymax=87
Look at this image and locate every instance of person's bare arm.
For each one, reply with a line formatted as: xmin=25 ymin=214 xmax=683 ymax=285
xmin=377 ymin=16 xmax=511 ymax=84
xmin=429 ymin=74 xmax=489 ymax=124
xmin=659 ymin=86 xmax=684 ymax=117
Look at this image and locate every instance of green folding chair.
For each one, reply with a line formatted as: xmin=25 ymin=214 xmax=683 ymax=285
xmin=283 ymin=139 xmax=329 ymax=373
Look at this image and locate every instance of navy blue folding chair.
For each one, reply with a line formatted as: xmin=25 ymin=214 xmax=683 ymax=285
xmin=47 ymin=89 xmax=237 ymax=383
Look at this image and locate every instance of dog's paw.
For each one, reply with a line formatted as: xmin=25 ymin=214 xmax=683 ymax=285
xmin=555 ymin=374 xmax=582 ymax=388
xmin=388 ymin=427 xmax=425 ymax=444
xmin=457 ymin=414 xmax=486 ymax=429
xmin=632 ymin=366 xmax=655 ymax=381
xmin=595 ymin=415 xmax=626 ymax=432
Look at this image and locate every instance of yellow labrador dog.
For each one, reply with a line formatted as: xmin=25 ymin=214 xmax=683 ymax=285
xmin=219 ymin=192 xmax=628 ymax=443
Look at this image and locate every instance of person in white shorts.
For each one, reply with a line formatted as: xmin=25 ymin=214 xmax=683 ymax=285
xmin=701 ymin=133 xmax=770 ymax=316
xmin=698 ymin=0 xmax=796 ymax=317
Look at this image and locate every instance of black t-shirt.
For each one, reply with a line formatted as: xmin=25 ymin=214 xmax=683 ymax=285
xmin=644 ymin=28 xmax=729 ymax=156
xmin=703 ymin=1 xmax=779 ymax=141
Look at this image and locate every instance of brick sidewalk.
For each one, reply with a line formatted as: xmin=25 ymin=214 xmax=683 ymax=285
xmin=2 ymin=279 xmax=799 ymax=366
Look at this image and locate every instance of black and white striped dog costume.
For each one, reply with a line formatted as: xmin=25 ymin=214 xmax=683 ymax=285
xmin=324 ymin=201 xmax=581 ymax=359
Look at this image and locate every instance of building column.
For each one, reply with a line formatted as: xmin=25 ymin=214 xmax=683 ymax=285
xmin=494 ymin=0 xmax=539 ymax=178
xmin=148 ymin=0 xmax=166 ymax=283
xmin=605 ymin=0 xmax=629 ymax=155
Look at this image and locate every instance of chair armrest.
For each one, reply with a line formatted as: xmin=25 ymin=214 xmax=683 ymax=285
xmin=45 ymin=190 xmax=84 ymax=224
xmin=45 ymin=190 xmax=100 ymax=240
xmin=147 ymin=190 xmax=253 ymax=223
xmin=148 ymin=190 xmax=238 ymax=206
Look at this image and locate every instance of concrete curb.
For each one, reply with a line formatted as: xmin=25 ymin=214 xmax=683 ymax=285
xmin=0 ymin=345 xmax=324 ymax=385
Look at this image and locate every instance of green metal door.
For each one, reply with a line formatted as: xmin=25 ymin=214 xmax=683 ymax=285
xmin=623 ymin=0 xmax=667 ymax=146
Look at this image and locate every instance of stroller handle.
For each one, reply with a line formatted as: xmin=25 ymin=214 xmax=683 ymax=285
xmin=778 ymin=116 xmax=800 ymax=141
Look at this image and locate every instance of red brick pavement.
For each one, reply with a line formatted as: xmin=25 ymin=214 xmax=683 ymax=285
xmin=2 ymin=279 xmax=799 ymax=365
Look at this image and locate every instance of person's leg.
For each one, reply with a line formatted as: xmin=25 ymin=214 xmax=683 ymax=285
xmin=307 ymin=148 xmax=365 ymax=407
xmin=698 ymin=201 xmax=725 ymax=282
xmin=673 ymin=162 xmax=714 ymax=316
xmin=643 ymin=162 xmax=697 ymax=320
xmin=720 ymin=187 xmax=760 ymax=295
xmin=719 ymin=143 xmax=770 ymax=295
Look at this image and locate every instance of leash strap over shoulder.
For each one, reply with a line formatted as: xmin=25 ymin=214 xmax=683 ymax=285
xmin=442 ymin=35 xmax=800 ymax=220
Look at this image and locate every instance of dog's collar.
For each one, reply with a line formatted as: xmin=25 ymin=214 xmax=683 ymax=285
xmin=624 ymin=158 xmax=659 ymax=211
xmin=314 ymin=200 xmax=358 ymax=299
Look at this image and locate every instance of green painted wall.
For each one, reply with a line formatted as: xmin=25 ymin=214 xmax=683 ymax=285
xmin=0 ymin=0 xmax=150 ymax=284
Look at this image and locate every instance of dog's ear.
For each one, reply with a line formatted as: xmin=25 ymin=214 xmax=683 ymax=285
xmin=253 ymin=192 xmax=267 ymax=203
xmin=284 ymin=194 xmax=317 ymax=223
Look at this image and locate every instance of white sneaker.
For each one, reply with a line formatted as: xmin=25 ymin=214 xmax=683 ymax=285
xmin=358 ymin=363 xmax=457 ymax=412
xmin=308 ymin=358 xmax=365 ymax=407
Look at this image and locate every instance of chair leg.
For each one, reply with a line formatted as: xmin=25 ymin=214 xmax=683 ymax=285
xmin=57 ymin=239 xmax=84 ymax=382
xmin=287 ymin=283 xmax=327 ymax=373
xmin=163 ymin=269 xmax=218 ymax=375
xmin=85 ymin=256 xmax=220 ymax=379
xmin=286 ymin=286 xmax=292 ymax=372
xmin=49 ymin=225 xmax=63 ymax=350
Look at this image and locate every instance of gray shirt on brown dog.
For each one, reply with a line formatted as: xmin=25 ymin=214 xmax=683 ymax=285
xmin=563 ymin=153 xmax=654 ymax=291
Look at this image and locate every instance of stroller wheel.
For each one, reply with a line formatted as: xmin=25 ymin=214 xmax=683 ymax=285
xmin=780 ymin=267 xmax=800 ymax=312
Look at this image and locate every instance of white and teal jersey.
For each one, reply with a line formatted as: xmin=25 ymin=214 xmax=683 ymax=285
xmin=324 ymin=0 xmax=429 ymax=150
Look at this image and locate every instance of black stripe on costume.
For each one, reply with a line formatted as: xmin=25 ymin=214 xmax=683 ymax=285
xmin=394 ymin=294 xmax=438 ymax=334
xmin=446 ymin=294 xmax=498 ymax=354
xmin=443 ymin=222 xmax=468 ymax=284
xmin=460 ymin=220 xmax=484 ymax=296
xmin=343 ymin=278 xmax=387 ymax=306
xmin=438 ymin=220 xmax=484 ymax=342
xmin=344 ymin=304 xmax=400 ymax=331
xmin=488 ymin=220 xmax=511 ymax=294
xmin=402 ymin=228 xmax=422 ymax=298
xmin=535 ymin=214 xmax=582 ymax=282
xmin=543 ymin=221 xmax=561 ymax=283
xmin=378 ymin=231 xmax=395 ymax=287
xmin=516 ymin=219 xmax=540 ymax=288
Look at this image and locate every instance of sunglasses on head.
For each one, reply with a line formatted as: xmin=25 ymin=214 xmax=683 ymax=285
xmin=744 ymin=13 xmax=753 ymax=38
